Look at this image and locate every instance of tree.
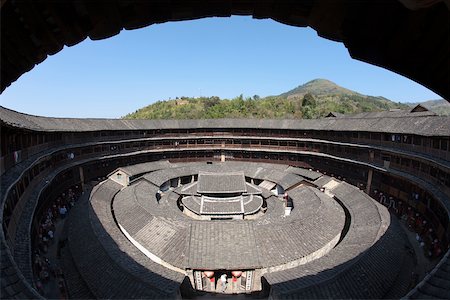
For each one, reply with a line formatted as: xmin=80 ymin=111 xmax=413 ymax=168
xmin=302 ymin=93 xmax=316 ymax=108
xmin=204 ymin=96 xmax=220 ymax=109
xmin=301 ymin=106 xmax=314 ymax=119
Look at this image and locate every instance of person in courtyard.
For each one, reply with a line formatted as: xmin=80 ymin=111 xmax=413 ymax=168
xmin=59 ymin=205 xmax=67 ymax=219
xmin=220 ymin=274 xmax=227 ymax=292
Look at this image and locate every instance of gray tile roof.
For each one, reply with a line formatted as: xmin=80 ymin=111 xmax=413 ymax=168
xmin=0 ymin=248 xmax=40 ymax=300
xmin=286 ymin=166 xmax=322 ymax=180
xmin=181 ymin=195 xmax=201 ymax=214
xmin=265 ymin=182 xmax=408 ymax=299
xmin=269 ymin=220 xmax=407 ymax=299
xmin=1 ymin=126 xmax=448 ymax=297
xmin=60 ymin=244 xmax=95 ymax=299
xmin=68 ymin=180 xmax=185 ymax=298
xmin=201 ymin=196 xmax=243 ymax=214
xmin=335 ymin=108 xmax=436 ymax=119
xmin=0 ymin=155 xmax=418 ymax=299
xmin=116 ymin=160 xmax=172 ymax=177
xmin=187 ymin=221 xmax=261 ymax=269
xmin=313 ymin=175 xmax=333 ymax=187
xmin=254 ymin=187 xmax=345 ymax=267
xmin=244 ymin=182 xmax=263 ymax=194
xmin=407 ymin=250 xmax=450 ymax=299
xmin=2 ymin=105 xmax=449 ymax=136
xmin=133 ymin=217 xmax=190 ymax=268
xmin=248 ymin=167 xmax=304 ymax=190
xmin=141 ymin=162 xmax=306 ymax=191
xmin=197 ymin=172 xmax=246 ymax=194
xmin=243 ymin=195 xmax=264 ymax=214
xmin=178 ymin=182 xmax=199 ymax=195
xmin=2 ymin=153 xmax=441 ymax=299
xmin=115 ymin=174 xmax=347 ymax=270
xmin=142 ymin=165 xmax=198 ymax=187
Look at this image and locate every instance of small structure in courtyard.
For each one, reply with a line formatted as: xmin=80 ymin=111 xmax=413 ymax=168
xmin=179 ymin=172 xmax=264 ymax=220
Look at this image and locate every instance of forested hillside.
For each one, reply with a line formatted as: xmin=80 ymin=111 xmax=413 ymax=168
xmin=124 ymin=79 xmax=410 ymax=119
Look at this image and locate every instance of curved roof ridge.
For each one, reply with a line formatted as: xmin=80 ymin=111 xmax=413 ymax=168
xmin=1 ymin=106 xmax=449 ymax=136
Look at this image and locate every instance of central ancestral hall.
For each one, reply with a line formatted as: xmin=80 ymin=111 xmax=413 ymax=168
xmin=179 ymin=171 xmax=264 ymax=220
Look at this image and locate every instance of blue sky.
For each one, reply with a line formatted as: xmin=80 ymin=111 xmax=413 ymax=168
xmin=0 ymin=16 xmax=441 ymax=118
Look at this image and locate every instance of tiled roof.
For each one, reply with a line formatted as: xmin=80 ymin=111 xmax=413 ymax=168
xmin=1 ymin=106 xmax=449 ymax=136
xmin=334 ymin=108 xmax=436 ymax=119
xmin=188 ymin=221 xmax=261 ymax=269
xmin=68 ymin=180 xmax=184 ymax=299
xmin=201 ymin=195 xmax=243 ymax=214
xmin=116 ymin=160 xmax=172 ymax=177
xmin=197 ymin=172 xmax=246 ymax=194
xmin=265 ymin=182 xmax=408 ymax=299
xmin=114 ymin=173 xmax=347 ymax=270
xmin=286 ymin=166 xmax=322 ymax=181
xmin=2 ymin=156 xmax=441 ymax=299
xmin=243 ymin=195 xmax=264 ymax=214
xmin=407 ymin=250 xmax=450 ymax=299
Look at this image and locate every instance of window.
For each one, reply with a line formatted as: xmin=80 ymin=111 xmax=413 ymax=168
xmin=430 ymin=167 xmax=437 ymax=178
xmin=432 ymin=139 xmax=440 ymax=149
xmin=420 ymin=163 xmax=429 ymax=173
xmin=371 ymin=133 xmax=381 ymax=140
xmin=413 ymin=136 xmax=421 ymax=146
xmin=441 ymin=139 xmax=448 ymax=151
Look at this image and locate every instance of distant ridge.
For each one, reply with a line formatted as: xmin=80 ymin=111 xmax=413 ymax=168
xmin=280 ymin=79 xmax=360 ymax=98
xmin=124 ymin=79 xmax=410 ymax=120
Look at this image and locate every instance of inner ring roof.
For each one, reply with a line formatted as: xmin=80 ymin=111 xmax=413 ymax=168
xmin=112 ymin=162 xmax=348 ymax=270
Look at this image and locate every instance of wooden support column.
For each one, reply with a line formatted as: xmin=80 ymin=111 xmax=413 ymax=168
xmin=366 ymin=169 xmax=373 ymax=195
xmin=366 ymin=150 xmax=375 ymax=194
xmin=79 ymin=166 xmax=85 ymax=191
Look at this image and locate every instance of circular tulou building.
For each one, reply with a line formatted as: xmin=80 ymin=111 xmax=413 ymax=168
xmin=1 ymin=1 xmax=450 ymax=299
xmin=1 ymin=107 xmax=449 ymax=299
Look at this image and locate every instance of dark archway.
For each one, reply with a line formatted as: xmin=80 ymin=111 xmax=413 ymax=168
xmin=1 ymin=0 xmax=449 ymax=99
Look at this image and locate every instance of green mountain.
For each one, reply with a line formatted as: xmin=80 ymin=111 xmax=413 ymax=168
xmin=280 ymin=79 xmax=359 ymax=98
xmin=123 ymin=79 xmax=409 ymax=120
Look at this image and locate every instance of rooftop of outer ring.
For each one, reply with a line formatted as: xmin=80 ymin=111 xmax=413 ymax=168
xmin=1 ymin=105 xmax=449 ymax=136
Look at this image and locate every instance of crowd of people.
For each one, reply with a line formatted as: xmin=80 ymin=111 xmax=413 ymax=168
xmin=33 ymin=185 xmax=82 ymax=298
xmin=372 ymin=189 xmax=444 ymax=259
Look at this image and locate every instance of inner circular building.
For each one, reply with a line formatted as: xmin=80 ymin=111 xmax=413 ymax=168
xmin=69 ymin=161 xmax=406 ymax=298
